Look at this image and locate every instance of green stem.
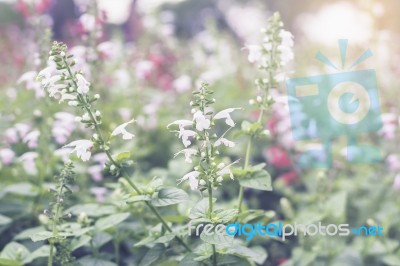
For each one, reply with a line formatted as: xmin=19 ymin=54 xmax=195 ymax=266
xmin=207 ymin=180 xmax=217 ymax=266
xmin=48 ymin=181 xmax=64 ymax=266
xmin=48 ymin=242 xmax=54 ymax=266
xmin=237 ymin=110 xmax=264 ymax=213
xmin=64 ymin=59 xmax=191 ymax=252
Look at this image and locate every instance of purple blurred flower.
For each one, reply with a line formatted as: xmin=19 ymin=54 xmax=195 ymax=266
xmin=90 ymin=187 xmax=107 ymax=202
xmin=88 ymin=165 xmax=104 ymax=182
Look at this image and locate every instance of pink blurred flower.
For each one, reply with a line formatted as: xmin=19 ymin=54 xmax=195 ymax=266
xmin=135 ymin=61 xmax=154 ymax=80
xmin=387 ymin=154 xmax=400 ymax=172
xmin=393 ymin=174 xmax=400 ymax=191
xmin=378 ymin=113 xmax=397 ymax=140
xmin=18 ymin=152 xmax=38 ymax=175
xmin=173 ymin=75 xmax=191 ymax=93
xmin=23 ymin=130 xmax=40 ymax=149
xmin=264 ymin=145 xmax=292 ymax=168
xmin=0 ymin=148 xmax=15 ymax=165
xmin=277 ymin=171 xmax=298 ymax=185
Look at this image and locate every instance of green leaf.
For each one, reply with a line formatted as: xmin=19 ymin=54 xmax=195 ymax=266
xmin=213 ymin=209 xmax=238 ymax=223
xmin=125 ymin=194 xmax=151 ymax=203
xmin=236 ymin=210 xmax=265 ymax=224
xmin=153 ymin=233 xmax=176 ymax=244
xmin=95 ymin=213 xmax=130 ymax=231
xmin=0 ymin=214 xmax=12 ymax=226
xmin=14 ymin=227 xmax=45 ymax=240
xmin=139 ymin=244 xmax=165 ymax=266
xmin=92 ymin=232 xmax=112 ymax=248
xmin=179 ymin=253 xmax=206 ymax=266
xmin=200 ymin=227 xmax=234 ymax=246
xmin=78 ymin=256 xmax=117 ymax=266
xmin=227 ymin=245 xmax=267 ymax=265
xmin=151 ymin=187 xmax=189 ymax=207
xmin=382 ymin=255 xmax=400 ymax=266
xmin=0 ymin=258 xmax=22 ymax=266
xmin=115 ymin=151 xmax=131 ymax=161
xmin=0 ymin=183 xmax=37 ymax=198
xmin=23 ymin=245 xmax=51 ymax=264
xmin=193 ymin=243 xmax=213 ymax=261
xmin=0 ymin=242 xmax=30 ymax=262
xmin=217 ymin=254 xmax=251 ymax=266
xmin=30 ymin=231 xmax=52 ymax=242
xmin=189 ymin=198 xmax=216 ymax=220
xmin=239 ymin=169 xmax=272 ymax=191
xmin=71 ymin=235 xmax=91 ymax=251
xmin=65 ymin=203 xmax=116 ymax=217
xmin=324 ymin=191 xmax=347 ymax=220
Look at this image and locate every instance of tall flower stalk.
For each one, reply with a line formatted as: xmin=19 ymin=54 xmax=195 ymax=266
xmin=46 ymin=161 xmax=75 ymax=266
xmin=169 ymin=83 xmax=239 ymax=265
xmin=237 ymin=12 xmax=294 ymax=212
xmin=37 ymin=41 xmax=191 ymax=252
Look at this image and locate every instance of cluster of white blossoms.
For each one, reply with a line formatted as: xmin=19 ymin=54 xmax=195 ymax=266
xmin=244 ymin=12 xmax=294 ymax=78
xmin=37 ymin=42 xmax=135 ymax=162
xmin=168 ymin=83 xmax=239 ymax=190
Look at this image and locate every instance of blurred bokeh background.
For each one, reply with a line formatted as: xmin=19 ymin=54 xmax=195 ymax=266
xmin=0 ymin=0 xmax=399 ymax=265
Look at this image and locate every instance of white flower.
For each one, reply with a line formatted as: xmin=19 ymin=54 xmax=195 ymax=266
xmin=214 ymin=108 xmax=240 ymax=127
xmin=279 ymin=30 xmax=294 ymax=48
xmin=167 ymin=120 xmax=193 ymax=129
xmin=216 ymin=160 xmax=239 ymax=180
xmin=244 ymin=45 xmax=262 ymax=63
xmin=175 ymin=148 xmax=197 ymax=163
xmin=278 ymin=45 xmax=294 ymax=66
xmin=76 ymin=74 xmax=90 ymax=94
xmin=59 ymin=93 xmax=76 ymax=103
xmin=111 ymin=119 xmax=136 ymax=140
xmin=179 ymin=128 xmax=196 ymax=147
xmin=178 ymin=170 xmax=200 ymax=190
xmin=215 ymin=137 xmax=235 ymax=148
xmin=168 ymin=120 xmax=196 ymax=147
xmin=193 ymin=111 xmax=210 ymax=131
xmin=64 ymin=139 xmax=93 ymax=161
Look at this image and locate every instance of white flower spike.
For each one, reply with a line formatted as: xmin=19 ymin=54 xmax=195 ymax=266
xmin=111 ymin=119 xmax=136 ymax=140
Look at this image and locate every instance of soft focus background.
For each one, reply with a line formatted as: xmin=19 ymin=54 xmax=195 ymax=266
xmin=0 ymin=0 xmax=400 ymax=265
